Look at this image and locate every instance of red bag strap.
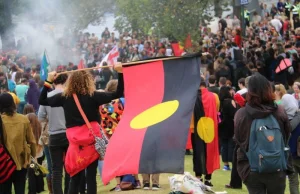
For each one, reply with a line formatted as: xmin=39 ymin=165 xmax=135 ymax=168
xmin=73 ymin=93 xmax=92 ymax=130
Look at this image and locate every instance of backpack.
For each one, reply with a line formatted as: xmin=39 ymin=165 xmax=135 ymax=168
xmin=247 ymin=115 xmax=288 ymax=173
xmin=120 ymin=175 xmax=136 ymax=191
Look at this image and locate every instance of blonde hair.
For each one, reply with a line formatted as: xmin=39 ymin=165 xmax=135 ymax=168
xmin=105 ymin=80 xmax=118 ymax=92
xmin=214 ymin=57 xmax=224 ymax=70
xmin=275 ymin=84 xmax=287 ymax=99
xmin=63 ymin=71 xmax=95 ymax=97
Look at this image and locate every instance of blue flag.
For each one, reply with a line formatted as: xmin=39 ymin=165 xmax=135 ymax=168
xmin=40 ymin=51 xmax=49 ymax=81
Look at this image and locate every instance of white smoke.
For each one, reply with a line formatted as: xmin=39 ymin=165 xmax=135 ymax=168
xmin=11 ymin=0 xmax=78 ymax=68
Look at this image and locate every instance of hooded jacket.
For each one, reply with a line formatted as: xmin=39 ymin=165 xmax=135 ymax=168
xmin=234 ymin=103 xmax=291 ymax=181
xmin=27 ymin=80 xmax=40 ymax=112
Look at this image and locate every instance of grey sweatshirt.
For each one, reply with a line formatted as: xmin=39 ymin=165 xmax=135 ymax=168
xmin=38 ymin=88 xmax=66 ymax=135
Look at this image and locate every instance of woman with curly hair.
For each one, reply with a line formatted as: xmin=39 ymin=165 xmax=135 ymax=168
xmin=39 ymin=65 xmax=123 ymax=194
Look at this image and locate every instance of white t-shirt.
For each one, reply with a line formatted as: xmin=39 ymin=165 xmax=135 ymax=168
xmin=270 ymin=19 xmax=282 ymax=33
xmin=237 ymin=88 xmax=248 ymax=96
xmin=165 ymin=48 xmax=173 ymax=56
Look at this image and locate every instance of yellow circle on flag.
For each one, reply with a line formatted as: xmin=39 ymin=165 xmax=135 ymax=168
xmin=197 ymin=117 xmax=215 ymax=143
xmin=130 ymin=100 xmax=179 ymax=129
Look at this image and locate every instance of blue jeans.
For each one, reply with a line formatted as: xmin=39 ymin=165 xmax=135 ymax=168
xmin=17 ymin=101 xmax=26 ymax=114
xmin=44 ymin=145 xmax=52 ymax=178
xmin=98 ymin=160 xmax=103 ymax=179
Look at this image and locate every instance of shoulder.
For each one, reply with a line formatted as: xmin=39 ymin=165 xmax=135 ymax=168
xmin=2 ymin=113 xmax=30 ymax=124
xmin=274 ymin=105 xmax=289 ymax=121
xmin=48 ymin=89 xmax=63 ymax=97
xmin=235 ymin=107 xmax=247 ymax=119
xmin=15 ymin=114 xmax=30 ymax=123
xmin=213 ymin=93 xmax=219 ymax=100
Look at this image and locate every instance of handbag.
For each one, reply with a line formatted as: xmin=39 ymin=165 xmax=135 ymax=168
xmin=29 ymin=156 xmax=49 ymax=176
xmin=0 ymin=115 xmax=16 ymax=183
xmin=73 ymin=94 xmax=109 ymax=159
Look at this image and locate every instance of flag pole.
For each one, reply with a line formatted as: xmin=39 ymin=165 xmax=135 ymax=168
xmin=57 ymin=56 xmax=182 ymax=75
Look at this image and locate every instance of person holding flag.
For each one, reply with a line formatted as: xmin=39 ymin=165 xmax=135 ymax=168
xmin=192 ymin=78 xmax=220 ymax=186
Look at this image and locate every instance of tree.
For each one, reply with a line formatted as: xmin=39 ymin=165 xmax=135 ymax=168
xmin=0 ymin=0 xmax=16 ymax=51
xmin=115 ymin=0 xmax=219 ymax=42
xmin=60 ymin=0 xmax=116 ymax=30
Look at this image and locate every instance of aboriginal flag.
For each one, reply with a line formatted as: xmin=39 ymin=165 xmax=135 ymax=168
xmin=192 ymin=88 xmax=220 ymax=175
xmin=102 ymin=56 xmax=201 ymax=184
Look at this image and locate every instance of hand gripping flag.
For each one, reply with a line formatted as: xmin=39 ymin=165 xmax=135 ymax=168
xmin=102 ymin=55 xmax=201 ymax=184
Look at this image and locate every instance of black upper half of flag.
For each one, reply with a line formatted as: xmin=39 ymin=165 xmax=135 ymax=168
xmin=138 ymin=56 xmax=201 ymax=174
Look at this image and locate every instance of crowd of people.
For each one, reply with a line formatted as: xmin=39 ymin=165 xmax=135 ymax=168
xmin=3 ymin=0 xmax=300 ymax=194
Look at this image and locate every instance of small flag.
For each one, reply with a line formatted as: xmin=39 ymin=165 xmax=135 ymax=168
xmin=77 ymin=59 xmax=85 ymax=69
xmin=98 ymin=46 xmax=119 ymax=67
xmin=184 ymin=34 xmax=192 ymax=49
xmin=102 ymin=55 xmax=201 ymax=184
xmin=171 ymin=43 xmax=184 ymax=56
xmin=40 ymin=51 xmax=49 ymax=81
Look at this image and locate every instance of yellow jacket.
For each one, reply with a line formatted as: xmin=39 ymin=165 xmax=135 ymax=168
xmin=1 ymin=114 xmax=36 ymax=170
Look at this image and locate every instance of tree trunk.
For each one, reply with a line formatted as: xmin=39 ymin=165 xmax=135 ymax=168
xmin=214 ymin=0 xmax=223 ymax=17
xmin=233 ymin=0 xmax=241 ymax=19
xmin=0 ymin=0 xmax=15 ymax=51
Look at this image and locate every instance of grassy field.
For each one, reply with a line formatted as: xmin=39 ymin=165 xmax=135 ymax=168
xmin=27 ymin=155 xmax=290 ymax=194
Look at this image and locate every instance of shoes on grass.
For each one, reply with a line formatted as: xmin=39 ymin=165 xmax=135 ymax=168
xmin=152 ymin=184 xmax=160 ymax=191
xmin=143 ymin=183 xmax=150 ymax=190
xmin=135 ymin=180 xmax=141 ymax=189
xmin=223 ymin=165 xmax=231 ymax=171
xmin=115 ymin=184 xmax=121 ymax=192
xmin=204 ymin=180 xmax=214 ymax=187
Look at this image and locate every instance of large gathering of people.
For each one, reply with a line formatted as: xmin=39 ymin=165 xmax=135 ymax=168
xmin=3 ymin=0 xmax=300 ymax=194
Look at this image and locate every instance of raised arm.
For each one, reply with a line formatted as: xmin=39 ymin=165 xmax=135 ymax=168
xmin=39 ymin=72 xmax=64 ymax=107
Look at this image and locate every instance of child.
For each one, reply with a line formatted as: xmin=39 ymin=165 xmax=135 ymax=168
xmin=27 ymin=112 xmax=45 ymax=194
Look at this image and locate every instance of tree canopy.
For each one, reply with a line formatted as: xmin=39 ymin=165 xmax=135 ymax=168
xmin=114 ymin=0 xmax=229 ymax=42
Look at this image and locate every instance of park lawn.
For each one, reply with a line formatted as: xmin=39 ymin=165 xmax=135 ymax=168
xmin=27 ymin=155 xmax=290 ymax=194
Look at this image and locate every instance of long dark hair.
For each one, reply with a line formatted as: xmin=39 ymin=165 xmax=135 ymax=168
xmin=0 ymin=93 xmax=16 ymax=116
xmin=27 ymin=113 xmax=41 ymax=143
xmin=219 ymin=86 xmax=233 ymax=102
xmin=247 ymin=73 xmax=275 ymax=106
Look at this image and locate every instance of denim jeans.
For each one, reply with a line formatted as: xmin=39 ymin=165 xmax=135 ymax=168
xmin=49 ymin=133 xmax=70 ymax=194
xmin=0 ymin=168 xmax=27 ymax=194
xmin=17 ymin=101 xmax=26 ymax=114
xmin=98 ymin=160 xmax=103 ymax=179
xmin=44 ymin=145 xmax=52 ymax=178
xmin=244 ymin=171 xmax=286 ymax=194
xmin=288 ymin=158 xmax=300 ymax=194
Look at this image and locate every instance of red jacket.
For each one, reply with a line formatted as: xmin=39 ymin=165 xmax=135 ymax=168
xmin=234 ymin=35 xmax=242 ymax=48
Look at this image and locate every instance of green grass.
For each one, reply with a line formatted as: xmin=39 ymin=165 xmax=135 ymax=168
xmin=26 ymin=156 xmax=290 ymax=194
